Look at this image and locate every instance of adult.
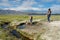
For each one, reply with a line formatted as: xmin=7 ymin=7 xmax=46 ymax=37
xmin=47 ymin=8 xmax=51 ymax=22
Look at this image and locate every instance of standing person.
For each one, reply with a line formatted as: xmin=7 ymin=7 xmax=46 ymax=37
xmin=47 ymin=8 xmax=51 ymax=22
xmin=30 ymin=16 xmax=33 ymax=24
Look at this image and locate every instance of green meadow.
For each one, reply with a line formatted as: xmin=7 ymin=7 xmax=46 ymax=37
xmin=0 ymin=14 xmax=60 ymax=40
xmin=0 ymin=15 xmax=60 ymax=22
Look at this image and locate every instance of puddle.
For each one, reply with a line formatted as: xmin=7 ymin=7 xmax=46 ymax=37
xmin=17 ymin=23 xmax=26 ymax=29
xmin=10 ymin=30 xmax=32 ymax=40
xmin=17 ymin=25 xmax=26 ymax=29
xmin=1 ymin=22 xmax=10 ymax=29
xmin=17 ymin=22 xmax=38 ymax=29
xmin=10 ymin=30 xmax=21 ymax=38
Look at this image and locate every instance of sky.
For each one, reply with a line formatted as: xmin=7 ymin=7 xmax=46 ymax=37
xmin=0 ymin=0 xmax=60 ymax=13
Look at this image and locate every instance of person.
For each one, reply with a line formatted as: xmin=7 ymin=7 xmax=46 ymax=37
xmin=47 ymin=8 xmax=51 ymax=22
xmin=30 ymin=16 xmax=33 ymax=24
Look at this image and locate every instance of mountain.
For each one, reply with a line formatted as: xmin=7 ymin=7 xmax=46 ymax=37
xmin=0 ymin=9 xmax=23 ymax=15
xmin=0 ymin=9 xmax=60 ymax=15
xmin=0 ymin=9 xmax=42 ymax=15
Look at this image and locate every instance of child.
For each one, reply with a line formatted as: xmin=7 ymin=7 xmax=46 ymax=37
xmin=30 ymin=16 xmax=33 ymax=24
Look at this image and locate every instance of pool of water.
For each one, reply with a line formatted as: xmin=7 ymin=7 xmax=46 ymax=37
xmin=17 ymin=24 xmax=26 ymax=29
xmin=10 ymin=30 xmax=32 ymax=40
xmin=0 ymin=22 xmax=10 ymax=29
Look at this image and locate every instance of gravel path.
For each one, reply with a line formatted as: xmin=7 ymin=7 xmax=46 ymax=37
xmin=41 ymin=21 xmax=60 ymax=40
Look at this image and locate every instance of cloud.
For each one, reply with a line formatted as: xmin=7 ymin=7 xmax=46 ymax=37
xmin=3 ymin=0 xmax=37 ymax=10
xmin=3 ymin=0 xmax=47 ymax=11
xmin=9 ymin=0 xmax=21 ymax=2
xmin=20 ymin=0 xmax=36 ymax=7
xmin=15 ymin=0 xmax=36 ymax=10
xmin=50 ymin=5 xmax=60 ymax=13
xmin=42 ymin=0 xmax=54 ymax=2
xmin=4 ymin=7 xmax=48 ymax=12
xmin=13 ymin=0 xmax=21 ymax=1
xmin=2 ymin=0 xmax=8 ymax=2
xmin=0 ymin=3 xmax=11 ymax=6
xmin=0 ymin=0 xmax=11 ymax=7
xmin=0 ymin=0 xmax=48 ymax=11
xmin=0 ymin=0 xmax=22 ymax=7
xmin=2 ymin=0 xmax=60 ymax=13
xmin=38 ymin=5 xmax=44 ymax=7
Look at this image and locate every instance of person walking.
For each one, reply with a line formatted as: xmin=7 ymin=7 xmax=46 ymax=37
xmin=47 ymin=8 xmax=51 ymax=22
xmin=30 ymin=16 xmax=33 ymax=24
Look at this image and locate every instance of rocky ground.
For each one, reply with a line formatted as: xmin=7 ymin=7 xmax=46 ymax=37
xmin=19 ymin=21 xmax=60 ymax=40
xmin=0 ymin=20 xmax=60 ymax=40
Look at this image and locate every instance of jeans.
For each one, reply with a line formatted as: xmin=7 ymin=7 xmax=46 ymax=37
xmin=30 ymin=19 xmax=32 ymax=23
xmin=47 ymin=14 xmax=51 ymax=22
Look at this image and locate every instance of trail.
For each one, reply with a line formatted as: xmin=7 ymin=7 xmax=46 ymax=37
xmin=41 ymin=21 xmax=60 ymax=40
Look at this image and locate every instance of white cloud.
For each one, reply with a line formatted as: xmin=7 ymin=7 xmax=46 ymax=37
xmin=42 ymin=0 xmax=54 ymax=2
xmin=3 ymin=0 xmax=60 ymax=13
xmin=1 ymin=0 xmax=45 ymax=11
xmin=0 ymin=3 xmax=11 ymax=6
xmin=38 ymin=5 xmax=44 ymax=7
xmin=2 ymin=0 xmax=8 ymax=2
xmin=10 ymin=0 xmax=21 ymax=2
xmin=3 ymin=0 xmax=37 ymax=10
xmin=14 ymin=0 xmax=21 ymax=1
xmin=4 ymin=5 xmax=48 ymax=12
xmin=0 ymin=0 xmax=11 ymax=7
xmin=20 ymin=0 xmax=36 ymax=7
xmin=50 ymin=5 xmax=60 ymax=13
xmin=3 ymin=0 xmax=47 ymax=12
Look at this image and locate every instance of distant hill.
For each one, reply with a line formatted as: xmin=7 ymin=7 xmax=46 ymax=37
xmin=0 ymin=9 xmax=44 ymax=15
xmin=0 ymin=9 xmax=60 ymax=15
xmin=0 ymin=9 xmax=24 ymax=15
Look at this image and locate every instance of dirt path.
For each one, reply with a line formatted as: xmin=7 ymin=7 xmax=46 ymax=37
xmin=41 ymin=21 xmax=60 ymax=40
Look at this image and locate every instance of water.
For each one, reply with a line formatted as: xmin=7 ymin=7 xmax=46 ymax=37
xmin=1 ymin=22 xmax=10 ymax=29
xmin=10 ymin=30 xmax=21 ymax=38
xmin=17 ymin=25 xmax=26 ymax=29
xmin=10 ymin=30 xmax=32 ymax=40
xmin=0 ymin=22 xmax=31 ymax=40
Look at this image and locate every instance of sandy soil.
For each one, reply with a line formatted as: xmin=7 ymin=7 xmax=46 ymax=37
xmin=41 ymin=21 xmax=60 ymax=40
xmin=13 ymin=20 xmax=60 ymax=40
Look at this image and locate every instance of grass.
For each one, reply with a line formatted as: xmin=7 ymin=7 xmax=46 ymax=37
xmin=0 ymin=15 xmax=60 ymax=22
xmin=0 ymin=30 xmax=19 ymax=40
xmin=0 ymin=15 xmax=29 ymax=22
xmin=51 ymin=15 xmax=60 ymax=21
xmin=0 ymin=14 xmax=60 ymax=40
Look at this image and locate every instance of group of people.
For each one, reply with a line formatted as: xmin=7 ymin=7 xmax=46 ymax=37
xmin=30 ymin=8 xmax=51 ymax=23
